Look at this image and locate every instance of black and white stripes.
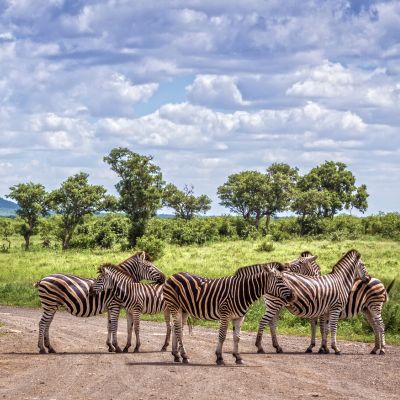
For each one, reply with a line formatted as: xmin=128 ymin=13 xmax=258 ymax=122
xmin=163 ymin=264 xmax=294 ymax=365
xmin=35 ymin=252 xmax=165 ymax=353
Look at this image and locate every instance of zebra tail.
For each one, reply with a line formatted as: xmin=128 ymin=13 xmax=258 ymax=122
xmin=386 ymin=279 xmax=395 ymax=295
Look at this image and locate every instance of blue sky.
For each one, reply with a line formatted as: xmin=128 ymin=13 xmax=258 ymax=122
xmin=0 ymin=0 xmax=399 ymax=215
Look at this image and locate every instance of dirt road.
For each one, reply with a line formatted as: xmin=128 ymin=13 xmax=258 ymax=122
xmin=0 ymin=305 xmax=399 ymax=400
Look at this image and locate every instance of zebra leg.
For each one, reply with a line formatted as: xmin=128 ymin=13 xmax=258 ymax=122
xmin=305 ymin=318 xmax=318 ymax=353
xmin=132 ymin=309 xmax=141 ymax=353
xmin=106 ymin=310 xmax=114 ymax=352
xmin=232 ymin=316 xmax=245 ymax=365
xmin=329 ymin=310 xmax=341 ymax=355
xmin=108 ymin=305 xmax=122 ymax=353
xmin=161 ymin=308 xmax=171 ymax=352
xmin=270 ymin=311 xmax=283 ymax=353
xmin=171 ymin=308 xmax=188 ymax=363
xmin=318 ymin=315 xmax=330 ymax=354
xmin=365 ymin=307 xmax=386 ymax=355
xmin=123 ymin=312 xmax=134 ymax=353
xmin=39 ymin=308 xmax=57 ymax=354
xmin=215 ymin=318 xmax=229 ymax=365
xmin=255 ymin=301 xmax=283 ymax=354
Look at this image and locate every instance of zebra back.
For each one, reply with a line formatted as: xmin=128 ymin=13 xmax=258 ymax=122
xmin=163 ymin=267 xmax=292 ymax=321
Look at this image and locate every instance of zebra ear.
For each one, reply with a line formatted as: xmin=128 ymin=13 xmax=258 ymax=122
xmin=139 ymin=251 xmax=146 ymax=262
xmin=307 ymin=255 xmax=318 ymax=262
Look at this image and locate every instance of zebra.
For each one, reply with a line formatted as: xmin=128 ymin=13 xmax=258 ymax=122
xmin=90 ymin=263 xmax=171 ymax=353
xmin=246 ymin=249 xmax=370 ymax=355
xmin=163 ymin=263 xmax=294 ymax=365
xmin=299 ymin=251 xmax=395 ymax=355
xmin=35 ymin=251 xmax=166 ymax=354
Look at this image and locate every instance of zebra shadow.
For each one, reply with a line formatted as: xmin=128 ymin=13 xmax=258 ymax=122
xmin=240 ymin=351 xmax=373 ymax=357
xmin=126 ymin=360 xmax=262 ymax=368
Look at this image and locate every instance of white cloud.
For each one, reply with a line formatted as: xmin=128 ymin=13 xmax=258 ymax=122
xmin=186 ymin=75 xmax=250 ymax=109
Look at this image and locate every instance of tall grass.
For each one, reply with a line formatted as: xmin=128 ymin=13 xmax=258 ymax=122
xmin=0 ymin=236 xmax=399 ymax=344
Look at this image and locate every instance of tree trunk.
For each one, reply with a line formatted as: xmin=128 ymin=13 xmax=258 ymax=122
xmin=265 ymin=214 xmax=271 ymax=233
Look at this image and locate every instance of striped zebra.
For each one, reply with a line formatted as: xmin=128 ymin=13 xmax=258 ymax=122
xmin=90 ymin=263 xmax=170 ymax=353
xmin=35 ymin=252 xmax=165 ymax=354
xmin=300 ymin=251 xmax=395 ymax=355
xmin=163 ymin=263 xmax=294 ymax=365
xmin=247 ymin=249 xmax=370 ymax=355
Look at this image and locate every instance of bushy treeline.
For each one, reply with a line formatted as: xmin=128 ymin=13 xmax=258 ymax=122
xmin=2 ymin=213 xmax=400 ymax=255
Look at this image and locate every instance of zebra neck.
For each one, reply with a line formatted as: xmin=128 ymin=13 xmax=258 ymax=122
xmin=119 ymin=264 xmax=139 ymax=281
xmin=330 ymin=258 xmax=358 ymax=289
xmin=235 ymin=274 xmax=264 ymax=306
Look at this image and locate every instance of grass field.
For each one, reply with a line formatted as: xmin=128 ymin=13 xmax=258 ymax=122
xmin=0 ymin=236 xmax=399 ymax=345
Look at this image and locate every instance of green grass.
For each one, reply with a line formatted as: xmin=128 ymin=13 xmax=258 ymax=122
xmin=0 ymin=236 xmax=399 ymax=345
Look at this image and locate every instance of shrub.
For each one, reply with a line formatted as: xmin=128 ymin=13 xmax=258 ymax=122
xmin=135 ymin=236 xmax=165 ymax=260
xmin=257 ymin=241 xmax=274 ymax=252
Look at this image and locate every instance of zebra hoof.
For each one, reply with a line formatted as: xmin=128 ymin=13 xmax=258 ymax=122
xmin=133 ymin=348 xmax=139 ymax=353
xmin=173 ymin=356 xmax=181 ymax=363
xmin=161 ymin=346 xmax=168 ymax=352
xmin=275 ymin=347 xmax=283 ymax=354
xmin=257 ymin=348 xmax=265 ymax=354
xmin=318 ymin=348 xmax=325 ymax=354
xmin=123 ymin=347 xmax=129 ymax=353
xmin=235 ymin=359 xmax=244 ymax=365
xmin=305 ymin=348 xmax=313 ymax=353
xmin=48 ymin=348 xmax=56 ymax=354
xmin=216 ymin=358 xmax=225 ymax=366
xmin=182 ymin=358 xmax=189 ymax=364
xmin=334 ymin=351 xmax=341 ymax=355
xmin=379 ymin=350 xmax=385 ymax=355
xmin=108 ymin=348 xmax=114 ymax=353
xmin=370 ymin=349 xmax=377 ymax=355
xmin=39 ymin=349 xmax=47 ymax=354
xmin=115 ymin=347 xmax=123 ymax=353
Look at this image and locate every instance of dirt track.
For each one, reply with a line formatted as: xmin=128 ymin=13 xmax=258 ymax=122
xmin=0 ymin=306 xmax=399 ymax=400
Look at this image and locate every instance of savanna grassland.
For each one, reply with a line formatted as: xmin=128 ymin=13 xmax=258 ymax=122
xmin=1 ymin=233 xmax=399 ymax=345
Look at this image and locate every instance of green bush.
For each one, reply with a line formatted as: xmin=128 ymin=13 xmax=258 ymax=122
xmin=135 ymin=235 xmax=165 ymax=260
xmin=257 ymin=241 xmax=274 ymax=252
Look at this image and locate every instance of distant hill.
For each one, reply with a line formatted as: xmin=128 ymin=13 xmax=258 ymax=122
xmin=0 ymin=197 xmax=18 ymax=216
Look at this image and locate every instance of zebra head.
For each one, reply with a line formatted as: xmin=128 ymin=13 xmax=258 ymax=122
xmin=262 ymin=269 xmax=294 ymax=303
xmin=287 ymin=252 xmax=320 ymax=278
xmin=90 ymin=264 xmax=116 ymax=295
xmin=119 ymin=251 xmax=166 ymax=284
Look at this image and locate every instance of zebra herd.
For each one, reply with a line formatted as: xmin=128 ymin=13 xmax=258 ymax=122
xmin=35 ymin=250 xmax=394 ymax=365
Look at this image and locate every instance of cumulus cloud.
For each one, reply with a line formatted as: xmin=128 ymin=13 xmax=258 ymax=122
xmin=186 ymin=75 xmax=250 ymax=109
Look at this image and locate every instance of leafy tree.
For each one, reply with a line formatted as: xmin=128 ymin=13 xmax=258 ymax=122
xmin=7 ymin=182 xmax=48 ymax=249
xmin=104 ymin=147 xmax=164 ymax=247
xmin=263 ymin=163 xmax=298 ymax=231
xmin=0 ymin=218 xmax=14 ymax=251
xmin=217 ymin=164 xmax=298 ymax=229
xmin=297 ymin=161 xmax=368 ymax=217
xmin=163 ymin=184 xmax=211 ymax=220
xmin=217 ymin=171 xmax=270 ymax=228
xmin=48 ymin=172 xmax=113 ymax=250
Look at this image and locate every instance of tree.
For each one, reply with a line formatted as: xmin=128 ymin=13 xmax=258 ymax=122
xmin=104 ymin=147 xmax=164 ymax=247
xmin=292 ymin=161 xmax=369 ymax=234
xmin=163 ymin=184 xmax=211 ymax=220
xmin=217 ymin=171 xmax=271 ymax=228
xmin=7 ymin=182 xmax=48 ymax=249
xmin=263 ymin=163 xmax=298 ymax=231
xmin=297 ymin=161 xmax=368 ymax=217
xmin=48 ymin=172 xmax=112 ymax=250
xmin=0 ymin=218 xmax=14 ymax=251
xmin=217 ymin=164 xmax=298 ymax=230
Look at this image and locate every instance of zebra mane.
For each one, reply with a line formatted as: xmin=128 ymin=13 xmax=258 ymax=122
xmin=330 ymin=249 xmax=361 ymax=273
xmin=234 ymin=262 xmax=285 ymax=277
xmin=119 ymin=251 xmax=153 ymax=266
xmin=97 ymin=262 xmax=130 ymax=276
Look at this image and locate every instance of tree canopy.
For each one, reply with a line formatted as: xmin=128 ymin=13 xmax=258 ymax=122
xmin=104 ymin=147 xmax=164 ymax=246
xmin=163 ymin=184 xmax=212 ymax=220
xmin=7 ymin=182 xmax=48 ymax=249
xmin=48 ymin=172 xmax=111 ymax=250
